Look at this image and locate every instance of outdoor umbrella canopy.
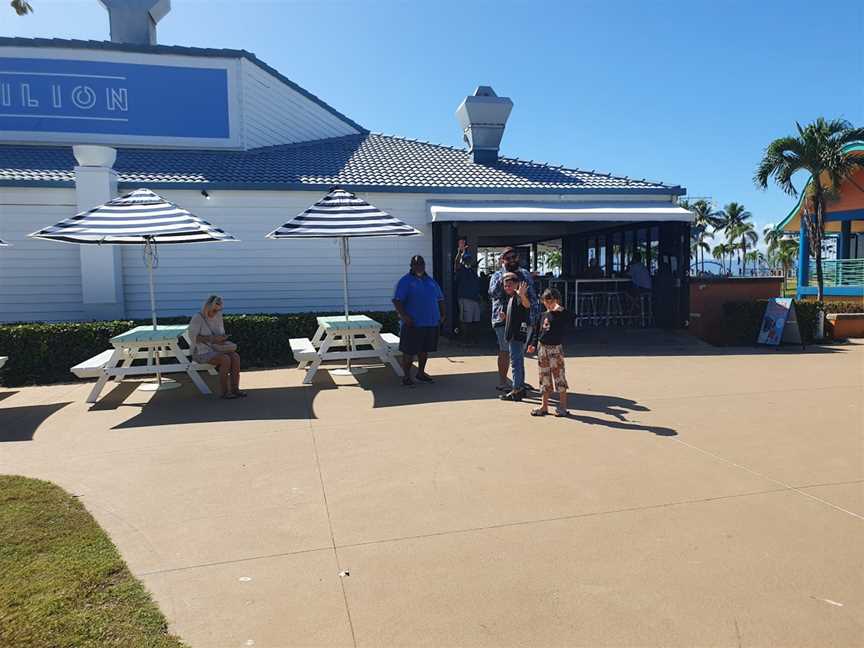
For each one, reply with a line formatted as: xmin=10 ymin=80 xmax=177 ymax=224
xmin=266 ymin=186 xmax=421 ymax=317
xmin=29 ymin=188 xmax=237 ymax=329
xmin=267 ymin=186 xmax=421 ymax=374
xmin=29 ymin=188 xmax=237 ymax=389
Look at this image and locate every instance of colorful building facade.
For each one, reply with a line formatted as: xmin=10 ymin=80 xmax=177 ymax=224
xmin=779 ymin=142 xmax=864 ymax=302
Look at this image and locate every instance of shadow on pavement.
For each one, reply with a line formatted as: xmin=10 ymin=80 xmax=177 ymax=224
xmin=354 ymin=369 xmax=502 ymax=408
xmin=0 ymin=390 xmax=19 ymax=403
xmin=454 ymin=329 xmax=849 ymax=358
xmin=352 ymin=368 xmax=677 ymax=436
xmin=107 ymin=374 xmax=339 ymax=428
xmin=519 ymin=392 xmax=677 ymax=436
xmin=0 ymin=402 xmax=72 ymax=442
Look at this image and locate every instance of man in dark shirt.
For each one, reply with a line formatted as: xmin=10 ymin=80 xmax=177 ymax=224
xmin=454 ymin=239 xmax=482 ymax=346
xmin=489 ymin=247 xmax=539 ymax=392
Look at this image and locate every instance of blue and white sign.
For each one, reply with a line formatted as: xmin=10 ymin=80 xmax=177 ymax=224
xmin=0 ymin=57 xmax=230 ymax=138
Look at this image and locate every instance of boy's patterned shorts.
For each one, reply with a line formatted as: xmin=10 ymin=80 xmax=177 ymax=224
xmin=538 ymin=344 xmax=568 ymax=394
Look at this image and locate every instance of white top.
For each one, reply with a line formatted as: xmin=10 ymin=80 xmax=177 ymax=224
xmin=187 ymin=311 xmax=225 ymax=359
xmin=629 ymin=262 xmax=652 ymax=289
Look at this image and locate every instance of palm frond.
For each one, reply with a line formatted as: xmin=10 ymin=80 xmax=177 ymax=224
xmin=11 ymin=0 xmax=33 ymax=15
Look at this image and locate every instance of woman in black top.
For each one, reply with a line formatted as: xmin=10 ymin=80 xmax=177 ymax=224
xmin=527 ymin=288 xmax=570 ymax=416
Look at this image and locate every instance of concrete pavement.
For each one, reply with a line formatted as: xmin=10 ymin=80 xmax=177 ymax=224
xmin=1 ymin=339 xmax=862 ymax=647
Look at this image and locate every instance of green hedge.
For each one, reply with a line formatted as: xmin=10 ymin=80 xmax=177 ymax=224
xmin=0 ymin=312 xmax=400 ymax=387
xmin=718 ymin=300 xmax=860 ymax=346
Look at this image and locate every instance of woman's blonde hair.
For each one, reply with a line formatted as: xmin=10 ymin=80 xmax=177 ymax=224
xmin=203 ymin=294 xmax=223 ymax=312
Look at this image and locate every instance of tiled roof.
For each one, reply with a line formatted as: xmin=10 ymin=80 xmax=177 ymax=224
xmin=0 ymin=133 xmax=683 ymax=195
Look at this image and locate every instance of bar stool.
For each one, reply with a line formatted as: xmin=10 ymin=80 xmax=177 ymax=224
xmin=605 ymin=291 xmax=625 ymax=327
xmin=639 ymin=292 xmax=653 ymax=328
xmin=576 ymin=293 xmax=596 ymax=327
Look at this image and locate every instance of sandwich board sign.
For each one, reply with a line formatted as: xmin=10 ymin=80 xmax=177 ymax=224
xmin=757 ymin=298 xmax=802 ymax=345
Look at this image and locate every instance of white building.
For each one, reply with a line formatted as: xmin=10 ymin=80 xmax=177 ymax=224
xmin=0 ymin=3 xmax=692 ymax=325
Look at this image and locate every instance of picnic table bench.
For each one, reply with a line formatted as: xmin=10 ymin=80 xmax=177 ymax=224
xmin=290 ymin=315 xmax=403 ymax=384
xmin=72 ymin=325 xmax=217 ymax=404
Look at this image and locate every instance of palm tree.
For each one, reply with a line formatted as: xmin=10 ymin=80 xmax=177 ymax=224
xmin=712 ymin=243 xmax=732 ymax=275
xmin=736 ymin=222 xmax=759 ymax=275
xmin=763 ymin=224 xmax=783 ymax=261
xmin=755 ymin=118 xmax=864 ymax=311
xmin=691 ymin=228 xmax=713 ymax=275
xmin=689 ymin=199 xmax=721 ymax=273
xmin=11 ymin=0 xmax=33 ymax=14
xmin=715 ymin=203 xmax=753 ymax=274
xmin=775 ymin=239 xmax=799 ymax=294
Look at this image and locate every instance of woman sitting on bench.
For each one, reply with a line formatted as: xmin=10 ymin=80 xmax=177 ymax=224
xmin=188 ymin=295 xmax=246 ymax=399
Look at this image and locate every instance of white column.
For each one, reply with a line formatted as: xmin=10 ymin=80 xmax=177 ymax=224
xmin=73 ymin=145 xmax=125 ymax=321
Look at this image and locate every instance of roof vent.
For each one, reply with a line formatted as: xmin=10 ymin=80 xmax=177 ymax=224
xmin=98 ymin=0 xmax=171 ymax=45
xmin=455 ymin=86 xmax=513 ymax=165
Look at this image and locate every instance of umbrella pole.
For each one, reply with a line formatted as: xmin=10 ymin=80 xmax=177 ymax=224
xmin=332 ymin=237 xmax=366 ymax=378
xmin=145 ymin=241 xmax=162 ymax=385
xmin=341 ymin=237 xmax=352 ymax=370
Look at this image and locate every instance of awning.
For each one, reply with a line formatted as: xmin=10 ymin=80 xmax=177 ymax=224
xmin=428 ymin=201 xmax=695 ymax=223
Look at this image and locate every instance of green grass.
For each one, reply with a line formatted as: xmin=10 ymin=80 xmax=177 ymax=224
xmin=0 ymin=475 xmax=186 ymax=648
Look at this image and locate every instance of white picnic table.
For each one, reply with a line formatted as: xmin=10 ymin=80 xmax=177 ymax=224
xmin=77 ymin=324 xmax=214 ymax=404
xmin=293 ymin=315 xmax=403 ymax=384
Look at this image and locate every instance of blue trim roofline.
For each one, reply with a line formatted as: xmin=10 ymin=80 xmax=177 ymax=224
xmin=0 ymin=178 xmax=685 ymax=196
xmin=0 ymin=36 xmax=367 ymax=134
xmin=825 ymin=208 xmax=864 ymax=222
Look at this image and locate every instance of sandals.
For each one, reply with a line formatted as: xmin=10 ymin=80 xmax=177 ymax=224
xmin=499 ymin=389 xmax=525 ymax=402
xmin=531 ymin=407 xmax=568 ymax=417
xmin=495 ymin=383 xmax=511 ymax=392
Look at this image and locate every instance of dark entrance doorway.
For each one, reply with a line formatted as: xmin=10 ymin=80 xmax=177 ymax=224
xmin=432 ymin=220 xmax=691 ymax=336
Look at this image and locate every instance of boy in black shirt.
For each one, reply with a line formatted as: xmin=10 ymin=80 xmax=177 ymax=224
xmin=499 ymin=273 xmax=532 ymax=402
xmin=527 ymin=288 xmax=570 ymax=416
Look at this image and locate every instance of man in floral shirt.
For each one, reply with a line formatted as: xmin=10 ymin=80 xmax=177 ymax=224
xmin=488 ymin=247 xmax=539 ymax=391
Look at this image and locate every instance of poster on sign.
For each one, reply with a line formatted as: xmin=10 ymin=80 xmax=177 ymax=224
xmin=757 ymin=298 xmax=802 ymax=345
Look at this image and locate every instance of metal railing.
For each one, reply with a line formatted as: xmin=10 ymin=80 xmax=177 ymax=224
xmin=807 ymin=259 xmax=864 ymax=287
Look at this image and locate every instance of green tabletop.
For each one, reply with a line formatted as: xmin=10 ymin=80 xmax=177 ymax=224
xmin=111 ymin=325 xmax=189 ymax=344
xmin=317 ymin=315 xmax=381 ymax=330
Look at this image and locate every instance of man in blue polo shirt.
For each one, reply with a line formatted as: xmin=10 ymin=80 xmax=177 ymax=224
xmin=393 ymin=255 xmax=445 ymax=386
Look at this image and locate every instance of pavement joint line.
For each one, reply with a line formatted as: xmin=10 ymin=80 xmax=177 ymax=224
xmin=309 ymin=420 xmax=358 ymax=648
xmin=330 ymin=486 xmax=793 ymax=551
xmin=637 ymin=383 xmax=859 ymax=404
xmin=137 ymin=545 xmax=335 ymax=577
xmin=790 ymin=478 xmax=864 ymax=489
xmin=670 ymin=438 xmax=864 ymax=522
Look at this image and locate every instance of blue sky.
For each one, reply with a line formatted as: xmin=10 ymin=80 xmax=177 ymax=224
xmin=2 ymin=0 xmax=862 ymax=241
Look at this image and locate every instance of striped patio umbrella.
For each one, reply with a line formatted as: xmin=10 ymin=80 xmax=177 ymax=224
xmin=266 ymin=187 xmax=420 ymax=319
xmin=30 ymin=188 xmax=237 ymax=329
xmin=267 ymin=187 xmax=421 ymax=375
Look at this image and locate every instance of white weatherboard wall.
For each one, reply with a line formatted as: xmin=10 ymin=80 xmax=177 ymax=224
xmin=120 ymin=190 xmax=435 ymax=319
xmin=239 ymin=59 xmax=359 ymax=149
xmin=1 ymin=187 xmax=683 ymax=323
xmin=0 ymin=187 xmax=85 ymax=322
